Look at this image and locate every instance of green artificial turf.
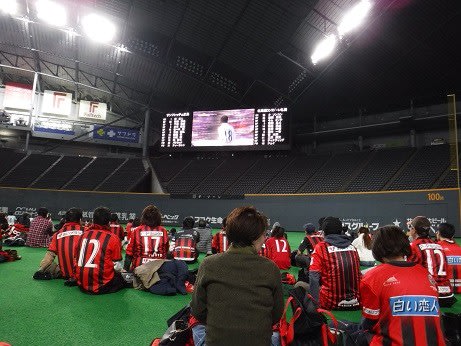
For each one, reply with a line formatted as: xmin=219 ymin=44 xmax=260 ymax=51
xmin=1 ymin=233 xmax=460 ymax=346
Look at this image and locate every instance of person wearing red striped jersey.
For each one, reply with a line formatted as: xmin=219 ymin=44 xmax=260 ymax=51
xmin=436 ymin=222 xmax=461 ymax=294
xmin=109 ymin=213 xmax=125 ymax=242
xmin=35 ymin=208 xmax=83 ymax=279
xmin=309 ymin=216 xmax=361 ymax=310
xmin=265 ymin=226 xmax=291 ymax=270
xmin=295 ymin=223 xmax=323 ymax=280
xmin=173 ymin=217 xmax=200 ymax=263
xmin=73 ymin=207 xmax=125 ymax=295
xmin=212 ymin=217 xmax=229 ymax=254
xmin=407 ymin=216 xmax=456 ymax=307
xmin=124 ymin=205 xmax=169 ymax=271
xmin=359 ymin=225 xmax=446 ymax=346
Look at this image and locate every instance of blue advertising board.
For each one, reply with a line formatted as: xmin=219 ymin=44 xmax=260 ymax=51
xmin=92 ymin=126 xmax=140 ymax=143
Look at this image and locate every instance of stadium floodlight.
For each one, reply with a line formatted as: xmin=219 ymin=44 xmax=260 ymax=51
xmin=36 ymin=0 xmax=67 ymax=27
xmin=81 ymin=13 xmax=116 ymax=43
xmin=337 ymin=0 xmax=372 ymax=37
xmin=311 ymin=34 xmax=337 ymax=65
xmin=0 ymin=0 xmax=18 ymax=15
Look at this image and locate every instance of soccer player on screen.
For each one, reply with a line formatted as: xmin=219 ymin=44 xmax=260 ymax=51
xmin=217 ymin=115 xmax=235 ymax=144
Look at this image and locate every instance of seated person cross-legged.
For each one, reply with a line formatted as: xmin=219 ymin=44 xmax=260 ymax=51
xmin=309 ymin=216 xmax=361 ymax=310
xmin=356 ymin=225 xmax=446 ymax=346
xmin=190 ymin=206 xmax=283 ymax=346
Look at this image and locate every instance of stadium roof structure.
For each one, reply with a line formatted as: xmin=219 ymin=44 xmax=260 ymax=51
xmin=0 ymin=0 xmax=459 ymax=129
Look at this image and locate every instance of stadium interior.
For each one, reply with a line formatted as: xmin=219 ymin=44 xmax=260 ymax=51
xmin=0 ymin=0 xmax=460 ymax=345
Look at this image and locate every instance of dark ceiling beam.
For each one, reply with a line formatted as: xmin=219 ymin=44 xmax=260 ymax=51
xmin=190 ymin=0 xmax=252 ymax=107
xmin=148 ymin=0 xmax=191 ymax=107
xmin=24 ymin=0 xmax=43 ymax=92
xmin=312 ymin=8 xmax=337 ymax=27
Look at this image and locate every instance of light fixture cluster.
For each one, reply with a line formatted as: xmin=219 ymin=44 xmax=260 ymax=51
xmin=288 ymin=70 xmax=308 ymax=94
xmin=311 ymin=0 xmax=372 ymax=65
xmin=209 ymin=72 xmax=238 ymax=94
xmin=176 ymin=56 xmax=204 ymax=77
xmin=0 ymin=0 xmax=117 ymax=44
xmin=128 ymin=38 xmax=160 ymax=58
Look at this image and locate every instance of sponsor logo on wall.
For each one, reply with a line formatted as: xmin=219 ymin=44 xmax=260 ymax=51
xmin=14 ymin=206 xmax=37 ymax=217
xmin=78 ymin=100 xmax=107 ymax=120
xmin=92 ymin=126 xmax=140 ymax=143
xmin=42 ymin=90 xmax=72 ymax=116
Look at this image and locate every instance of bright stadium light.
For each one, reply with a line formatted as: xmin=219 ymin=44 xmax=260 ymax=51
xmin=311 ymin=34 xmax=337 ymax=65
xmin=36 ymin=0 xmax=67 ymax=27
xmin=338 ymin=0 xmax=373 ymax=37
xmin=0 ymin=0 xmax=18 ymax=15
xmin=82 ymin=13 xmax=116 ymax=43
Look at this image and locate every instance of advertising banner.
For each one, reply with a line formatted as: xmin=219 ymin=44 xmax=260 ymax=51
xmin=92 ymin=125 xmax=140 ymax=143
xmin=3 ymin=83 xmax=33 ymax=110
xmin=78 ymin=100 xmax=107 ymax=120
xmin=42 ymin=90 xmax=72 ymax=116
xmin=33 ymin=117 xmax=75 ymax=135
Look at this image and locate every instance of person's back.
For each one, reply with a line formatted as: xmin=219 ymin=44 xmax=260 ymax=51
xmin=25 ymin=208 xmax=52 ymax=248
xmin=74 ymin=207 xmax=123 ymax=294
xmin=48 ymin=218 xmax=83 ymax=279
xmin=265 ymin=226 xmax=291 ymax=269
xmin=174 ymin=217 xmax=200 ymax=262
xmin=109 ymin=214 xmax=124 ymax=242
xmin=6 ymin=212 xmax=16 ymax=226
xmin=212 ymin=230 xmax=229 ymax=253
xmin=195 ymin=219 xmax=212 ymax=254
xmin=351 ymin=227 xmax=375 ymax=266
xmin=309 ymin=217 xmax=361 ymax=310
xmin=408 ymin=216 xmax=454 ymax=306
xmin=217 ymin=116 xmax=235 ymax=144
xmin=436 ymin=222 xmax=461 ymax=294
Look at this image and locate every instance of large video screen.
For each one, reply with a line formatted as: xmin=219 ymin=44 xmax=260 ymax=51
xmin=192 ymin=108 xmax=254 ymax=147
xmin=160 ymin=107 xmax=290 ymax=151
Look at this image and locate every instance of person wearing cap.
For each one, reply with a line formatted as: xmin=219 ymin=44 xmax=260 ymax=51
xmin=309 ymin=216 xmax=361 ymax=310
xmin=436 ymin=223 xmax=461 ymax=294
xmin=297 ymin=223 xmax=324 ymax=256
xmin=408 ymin=216 xmax=456 ymax=307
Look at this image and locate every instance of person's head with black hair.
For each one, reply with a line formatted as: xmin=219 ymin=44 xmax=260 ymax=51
xmin=221 ymin=115 xmax=229 ymax=123
xmin=19 ymin=213 xmax=30 ymax=227
xmin=318 ymin=217 xmax=326 ymax=229
xmin=132 ymin=217 xmax=141 ymax=228
xmin=110 ymin=213 xmax=119 ymax=223
xmin=37 ymin=207 xmax=48 ymax=218
xmin=140 ymin=205 xmax=161 ymax=227
xmin=322 ymin=216 xmax=343 ymax=236
xmin=408 ymin=216 xmax=431 ymax=239
xmin=226 ymin=206 xmax=268 ymax=249
xmin=303 ymin=223 xmax=316 ymax=235
xmin=65 ymin=208 xmax=82 ymax=223
xmin=372 ymin=225 xmax=411 ymax=263
xmin=183 ymin=216 xmax=195 ymax=230
xmin=271 ymin=226 xmax=286 ymax=239
xmin=198 ymin=219 xmax=207 ymax=228
xmin=93 ymin=207 xmax=111 ymax=227
xmin=169 ymin=228 xmax=177 ymax=236
xmin=437 ymin=223 xmax=456 ymax=240
xmin=8 ymin=211 xmax=14 ymax=216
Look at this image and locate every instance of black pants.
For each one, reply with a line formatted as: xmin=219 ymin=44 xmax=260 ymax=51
xmin=81 ymin=272 xmax=128 ymax=295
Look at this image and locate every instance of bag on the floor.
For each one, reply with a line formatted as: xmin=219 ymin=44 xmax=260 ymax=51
xmin=151 ymin=305 xmax=193 ymax=346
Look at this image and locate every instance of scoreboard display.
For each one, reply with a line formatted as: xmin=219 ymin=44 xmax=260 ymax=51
xmin=160 ymin=107 xmax=290 ymax=151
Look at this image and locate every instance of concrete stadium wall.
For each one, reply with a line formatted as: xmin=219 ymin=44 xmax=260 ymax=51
xmin=0 ymin=187 xmax=459 ymax=236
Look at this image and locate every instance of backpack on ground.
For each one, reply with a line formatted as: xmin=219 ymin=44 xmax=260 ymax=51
xmin=150 ymin=305 xmax=194 ymax=346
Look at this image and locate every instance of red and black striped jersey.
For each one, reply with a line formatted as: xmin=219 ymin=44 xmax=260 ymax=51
xmin=361 ymin=262 xmax=446 ymax=346
xmin=265 ymin=237 xmax=291 ymax=270
xmin=48 ymin=222 xmax=83 ymax=279
xmin=125 ymin=225 xmax=169 ymax=270
xmin=173 ymin=235 xmax=197 ymax=261
xmin=409 ymin=238 xmax=453 ymax=298
xmin=74 ymin=225 xmax=122 ymax=294
xmin=298 ymin=232 xmax=324 ymax=254
xmin=310 ymin=241 xmax=361 ymax=310
xmin=212 ymin=231 xmax=229 ymax=253
xmin=109 ymin=223 xmax=125 ymax=242
xmin=437 ymin=239 xmax=461 ymax=294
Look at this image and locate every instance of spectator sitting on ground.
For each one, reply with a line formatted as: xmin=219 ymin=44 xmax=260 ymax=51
xmin=124 ymin=205 xmax=169 ymax=272
xmin=295 ymin=223 xmax=323 ymax=281
xmin=173 ymin=217 xmax=200 ymax=263
xmin=356 ymin=225 xmax=446 ymax=345
xmin=6 ymin=211 xmax=16 ymax=226
xmin=34 ymin=208 xmax=83 ymax=280
xmin=351 ymin=226 xmax=375 ymax=267
xmin=190 ymin=206 xmax=283 ymax=346
xmin=25 ymin=208 xmax=53 ymax=248
xmin=309 ymin=216 xmax=361 ymax=310
xmin=212 ymin=217 xmax=229 ymax=254
xmin=109 ymin=213 xmax=125 ymax=242
xmin=2 ymin=214 xmax=30 ymax=247
xmin=265 ymin=226 xmax=291 ymax=270
xmin=436 ymin=222 xmax=461 ymax=294
xmin=407 ymin=216 xmax=456 ymax=307
xmin=195 ymin=219 xmax=212 ymax=255
xmin=73 ymin=206 xmax=126 ymax=295
xmin=0 ymin=213 xmax=8 ymax=232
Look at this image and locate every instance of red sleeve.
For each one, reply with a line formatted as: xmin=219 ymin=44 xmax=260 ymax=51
xmin=48 ymin=233 xmax=58 ymax=253
xmin=212 ymin=233 xmax=218 ymax=250
xmin=360 ymin=279 xmax=380 ymax=320
xmin=111 ymin=235 xmax=122 ymax=261
xmin=309 ymin=244 xmax=323 ymax=272
xmin=125 ymin=230 xmax=134 ymax=256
